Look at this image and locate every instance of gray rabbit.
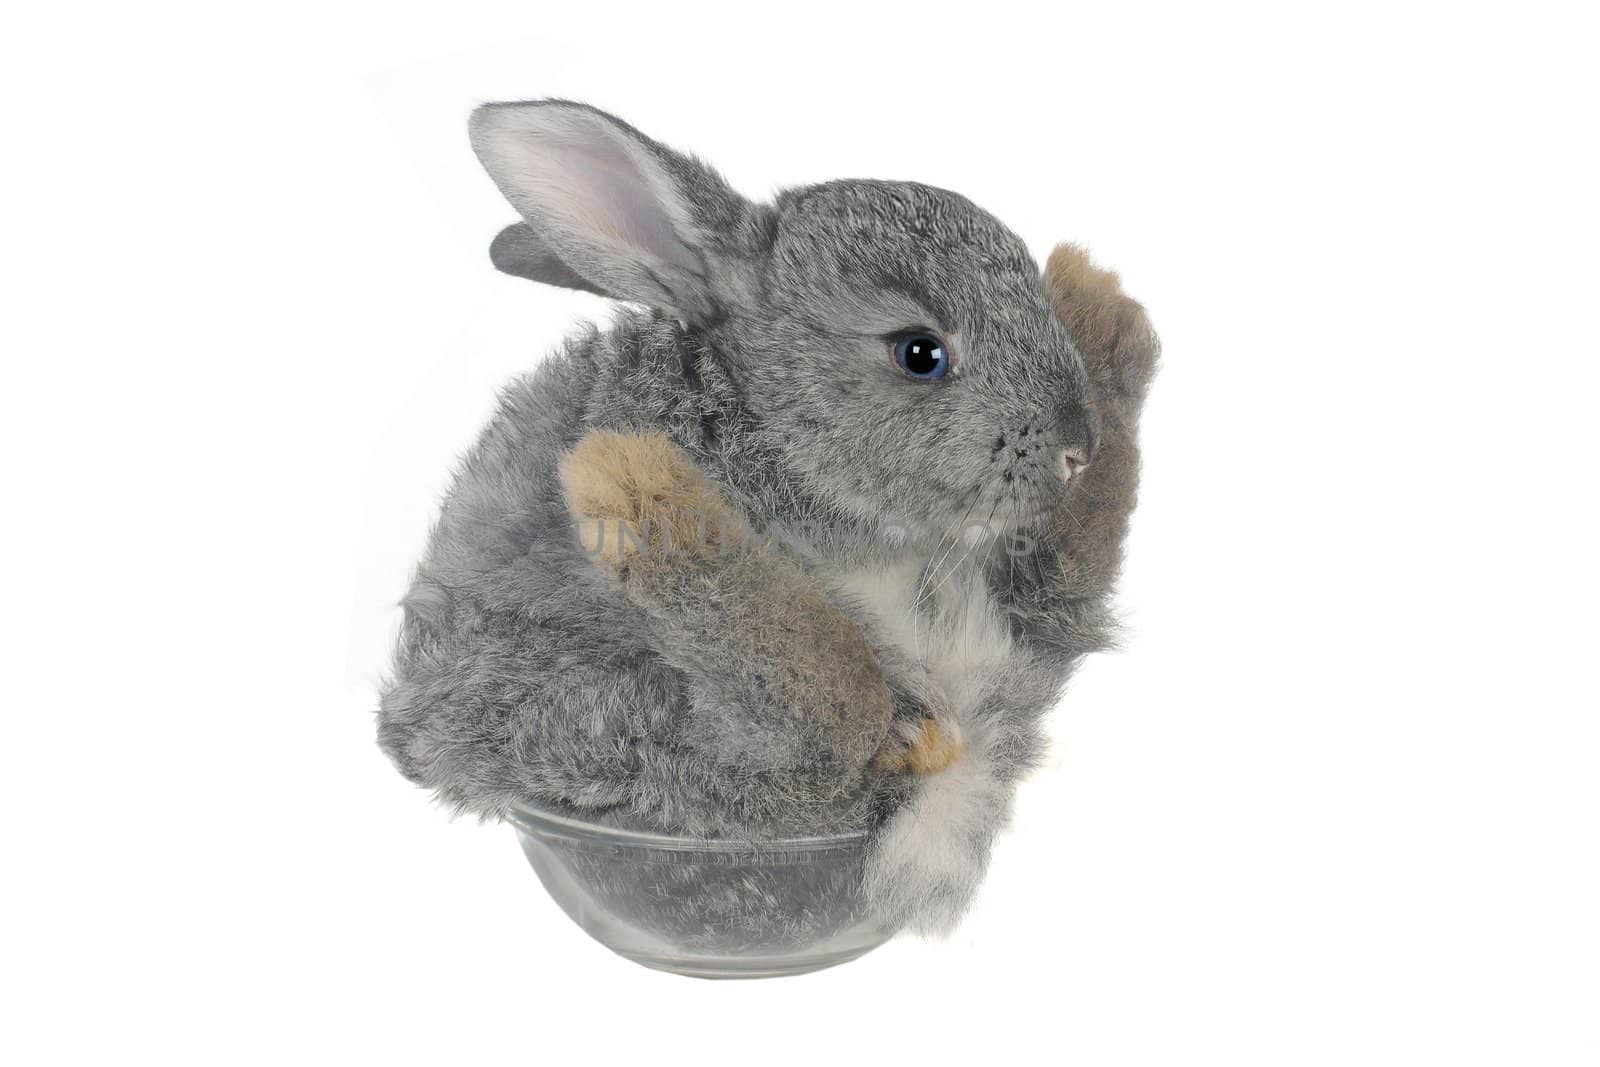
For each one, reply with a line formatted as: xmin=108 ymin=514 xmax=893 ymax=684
xmin=378 ymin=100 xmax=1158 ymax=934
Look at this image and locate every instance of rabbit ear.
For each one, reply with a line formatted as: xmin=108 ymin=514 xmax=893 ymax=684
xmin=469 ymin=101 xmax=760 ymax=320
xmin=488 ymin=223 xmax=611 ymax=297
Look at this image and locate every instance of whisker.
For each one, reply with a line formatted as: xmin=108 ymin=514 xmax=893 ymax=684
xmin=920 ymin=486 xmax=982 ymax=591
xmin=917 ymin=496 xmax=1002 ymax=609
xmin=912 ymin=483 xmax=981 ymax=662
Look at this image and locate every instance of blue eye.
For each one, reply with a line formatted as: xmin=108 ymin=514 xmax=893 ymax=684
xmin=892 ymin=333 xmax=950 ymax=380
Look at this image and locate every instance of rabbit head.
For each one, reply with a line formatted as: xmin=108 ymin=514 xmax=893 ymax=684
xmin=472 ymin=100 xmax=1095 ymax=542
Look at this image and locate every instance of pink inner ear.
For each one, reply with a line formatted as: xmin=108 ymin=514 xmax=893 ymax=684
xmin=488 ymin=111 xmax=700 ymax=277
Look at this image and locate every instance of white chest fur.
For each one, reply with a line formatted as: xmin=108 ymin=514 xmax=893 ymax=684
xmin=828 ymin=540 xmax=1017 ymax=717
xmin=829 ymin=538 xmax=1025 ymax=936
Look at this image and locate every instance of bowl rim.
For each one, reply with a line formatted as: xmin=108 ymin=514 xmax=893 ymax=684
xmin=507 ymin=799 xmax=872 ymax=853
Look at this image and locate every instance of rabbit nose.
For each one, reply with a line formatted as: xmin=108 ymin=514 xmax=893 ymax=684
xmin=1058 ymin=445 xmax=1089 ymax=482
xmin=1054 ymin=404 xmax=1095 ymax=480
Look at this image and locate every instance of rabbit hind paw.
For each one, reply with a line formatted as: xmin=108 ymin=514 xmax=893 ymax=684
xmin=558 ymin=429 xmax=745 ymax=565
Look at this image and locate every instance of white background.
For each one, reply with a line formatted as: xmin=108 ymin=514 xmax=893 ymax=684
xmin=5 ymin=3 xmax=1597 ymax=1064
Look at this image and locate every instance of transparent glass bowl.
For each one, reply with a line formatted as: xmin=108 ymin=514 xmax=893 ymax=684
xmin=509 ymin=802 xmax=897 ymax=979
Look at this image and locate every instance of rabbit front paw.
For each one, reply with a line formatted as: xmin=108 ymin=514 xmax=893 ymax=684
xmin=875 ymin=716 xmax=964 ymax=775
xmin=1044 ymin=243 xmax=1158 ymax=399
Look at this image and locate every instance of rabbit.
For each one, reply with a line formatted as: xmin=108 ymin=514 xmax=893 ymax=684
xmin=378 ymin=100 xmax=1159 ymax=934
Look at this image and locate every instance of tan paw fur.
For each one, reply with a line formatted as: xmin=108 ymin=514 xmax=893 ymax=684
xmin=558 ymin=430 xmax=746 ymax=564
xmin=876 ymin=718 xmax=964 ymax=776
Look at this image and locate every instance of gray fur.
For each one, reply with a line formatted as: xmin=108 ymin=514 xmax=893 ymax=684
xmin=489 ymin=223 xmax=609 ymax=295
xmin=379 ymin=100 xmax=1158 ymax=933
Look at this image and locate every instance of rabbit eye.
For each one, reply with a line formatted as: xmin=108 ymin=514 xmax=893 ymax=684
xmin=891 ymin=333 xmax=951 ymax=380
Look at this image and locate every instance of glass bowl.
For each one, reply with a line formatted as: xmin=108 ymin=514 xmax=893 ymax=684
xmin=509 ymin=802 xmax=897 ymax=979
